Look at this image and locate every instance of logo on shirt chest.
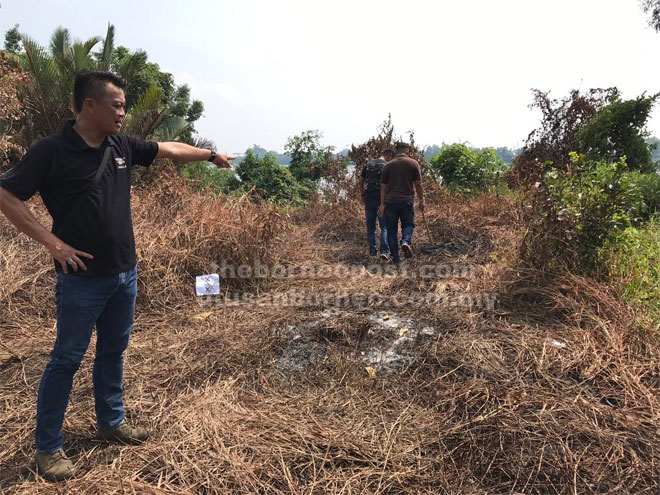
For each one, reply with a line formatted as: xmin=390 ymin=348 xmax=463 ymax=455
xmin=115 ymin=157 xmax=127 ymax=169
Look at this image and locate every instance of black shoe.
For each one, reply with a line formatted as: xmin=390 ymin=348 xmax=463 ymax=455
xmin=369 ymin=248 xmax=378 ymax=257
xmin=380 ymin=252 xmax=391 ymax=262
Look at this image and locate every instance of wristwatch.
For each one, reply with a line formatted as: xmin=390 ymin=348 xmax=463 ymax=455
xmin=208 ymin=150 xmax=217 ymax=162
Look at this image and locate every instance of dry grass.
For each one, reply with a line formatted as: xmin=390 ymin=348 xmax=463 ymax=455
xmin=1 ymin=178 xmax=658 ymax=494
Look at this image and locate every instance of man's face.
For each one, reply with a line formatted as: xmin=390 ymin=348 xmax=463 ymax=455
xmin=89 ymin=83 xmax=126 ymax=134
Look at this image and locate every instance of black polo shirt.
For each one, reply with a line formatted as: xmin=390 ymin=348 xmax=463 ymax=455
xmin=0 ymin=119 xmax=158 ymax=276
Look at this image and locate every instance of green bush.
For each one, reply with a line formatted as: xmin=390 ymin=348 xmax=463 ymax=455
xmin=541 ymin=153 xmax=639 ymax=269
xmin=235 ymin=149 xmax=307 ymax=205
xmin=182 ymin=162 xmax=241 ymax=195
xmin=577 ymin=94 xmax=659 ymax=173
xmin=429 ymin=144 xmax=505 ymax=192
xmin=622 ymin=171 xmax=660 ymax=222
xmin=603 ymin=218 xmax=660 ymax=333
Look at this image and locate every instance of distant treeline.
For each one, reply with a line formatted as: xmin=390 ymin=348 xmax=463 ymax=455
xmin=235 ymin=144 xmax=524 ymax=166
xmin=238 ymin=138 xmax=660 ymax=168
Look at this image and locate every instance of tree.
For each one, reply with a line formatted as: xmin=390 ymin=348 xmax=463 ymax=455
xmin=641 ymin=0 xmax=660 ymax=31
xmin=430 ymin=144 xmax=505 ymax=192
xmin=577 ymin=94 xmax=660 ymax=173
xmin=511 ymin=88 xmax=619 ymax=184
xmin=11 ymin=23 xmax=205 ymax=147
xmin=236 ymin=149 xmax=306 ymax=204
xmin=349 ymin=116 xmax=426 ymax=175
xmin=3 ymin=24 xmax=21 ymax=53
xmin=284 ymin=130 xmax=336 ymax=184
xmin=423 ymin=144 xmax=443 ymax=163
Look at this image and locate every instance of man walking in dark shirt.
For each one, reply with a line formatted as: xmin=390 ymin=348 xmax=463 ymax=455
xmin=0 ymin=70 xmax=234 ymax=481
xmin=378 ymin=142 xmax=425 ymax=264
xmin=359 ymin=149 xmax=394 ymax=260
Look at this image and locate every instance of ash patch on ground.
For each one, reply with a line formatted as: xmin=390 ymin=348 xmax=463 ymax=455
xmin=275 ymin=309 xmax=436 ymax=374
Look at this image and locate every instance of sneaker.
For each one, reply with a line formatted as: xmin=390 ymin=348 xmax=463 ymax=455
xmin=97 ymin=422 xmax=149 ymax=445
xmin=401 ymin=242 xmax=413 ymax=258
xmin=36 ymin=449 xmax=76 ymax=482
xmin=380 ymin=252 xmax=391 ymax=262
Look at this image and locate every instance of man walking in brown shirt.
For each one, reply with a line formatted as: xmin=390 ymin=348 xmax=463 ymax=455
xmin=377 ymin=142 xmax=425 ymax=264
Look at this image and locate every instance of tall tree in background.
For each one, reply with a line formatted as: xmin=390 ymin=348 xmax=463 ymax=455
xmin=284 ymin=130 xmax=344 ymax=191
xmin=641 ymin=0 xmax=660 ymax=31
xmin=3 ymin=24 xmax=20 ymax=53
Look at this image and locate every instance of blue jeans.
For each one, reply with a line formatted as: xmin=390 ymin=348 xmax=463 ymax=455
xmin=385 ymin=202 xmax=415 ymax=263
xmin=35 ymin=265 xmax=138 ymax=453
xmin=364 ymin=195 xmax=389 ymax=253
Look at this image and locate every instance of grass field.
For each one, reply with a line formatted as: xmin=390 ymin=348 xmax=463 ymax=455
xmin=1 ymin=173 xmax=658 ymax=494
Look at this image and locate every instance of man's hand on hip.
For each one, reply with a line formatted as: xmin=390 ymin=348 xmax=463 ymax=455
xmin=48 ymin=238 xmax=94 ymax=274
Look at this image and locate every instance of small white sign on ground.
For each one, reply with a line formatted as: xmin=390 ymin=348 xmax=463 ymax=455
xmin=195 ymin=273 xmax=221 ymax=296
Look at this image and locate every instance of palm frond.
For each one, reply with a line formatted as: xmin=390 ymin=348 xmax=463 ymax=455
xmin=123 ymin=84 xmax=164 ymax=139
xmin=156 ymin=115 xmax=190 ymax=142
xmin=117 ymin=49 xmax=148 ymax=87
xmin=49 ymin=27 xmax=71 ymax=60
xmin=49 ymin=27 xmax=73 ymax=75
xmin=21 ymin=34 xmax=62 ymax=134
xmin=192 ymin=136 xmax=216 ymax=150
xmin=97 ymin=23 xmax=115 ymax=71
xmin=72 ymin=39 xmax=100 ymax=73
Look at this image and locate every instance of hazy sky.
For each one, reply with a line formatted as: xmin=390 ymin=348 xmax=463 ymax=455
xmin=1 ymin=0 xmax=658 ymax=154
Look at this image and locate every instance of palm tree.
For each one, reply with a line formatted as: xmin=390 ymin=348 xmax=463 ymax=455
xmin=16 ymin=23 xmax=192 ymax=144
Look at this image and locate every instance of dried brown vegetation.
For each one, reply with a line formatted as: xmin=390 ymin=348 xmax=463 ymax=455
xmin=1 ymin=175 xmax=658 ymax=494
xmin=0 ymin=52 xmax=29 ymax=171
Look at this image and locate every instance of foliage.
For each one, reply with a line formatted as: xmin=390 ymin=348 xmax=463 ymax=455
xmin=641 ymin=0 xmax=660 ymax=32
xmin=7 ymin=23 xmax=205 ymax=152
xmin=429 ymin=143 xmax=506 ymax=192
xmin=511 ymin=88 xmax=619 ymax=184
xmin=284 ymin=130 xmax=336 ymax=184
xmin=425 ymin=144 xmax=519 ymax=165
xmin=182 ymin=161 xmax=240 ymax=195
xmin=233 ymin=144 xmax=291 ymax=166
xmin=349 ymin=115 xmax=426 ymax=174
xmin=577 ymin=94 xmax=659 ymax=173
xmin=647 ymin=136 xmax=660 ymax=163
xmin=3 ymin=24 xmax=21 ymax=54
xmin=524 ymin=153 xmax=639 ymax=271
xmin=622 ymin=171 xmax=660 ymax=221
xmin=236 ymin=149 xmax=306 ymax=204
xmin=603 ymin=218 xmax=660 ymax=332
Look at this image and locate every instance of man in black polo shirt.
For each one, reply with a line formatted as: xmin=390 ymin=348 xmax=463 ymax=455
xmin=0 ymin=70 xmax=234 ymax=481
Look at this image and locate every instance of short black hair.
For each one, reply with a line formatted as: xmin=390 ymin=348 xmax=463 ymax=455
xmin=394 ymin=142 xmax=410 ymax=151
xmin=383 ymin=148 xmax=395 ymax=157
xmin=73 ymin=70 xmax=126 ymax=113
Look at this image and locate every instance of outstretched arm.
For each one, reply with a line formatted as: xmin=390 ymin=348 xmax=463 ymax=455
xmin=156 ymin=142 xmax=235 ymax=168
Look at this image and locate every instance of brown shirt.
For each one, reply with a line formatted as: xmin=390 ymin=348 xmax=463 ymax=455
xmin=381 ymin=155 xmax=421 ymax=204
